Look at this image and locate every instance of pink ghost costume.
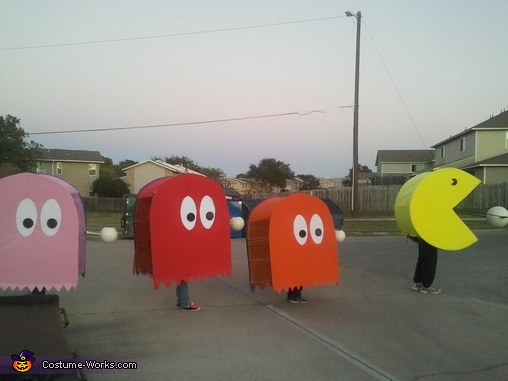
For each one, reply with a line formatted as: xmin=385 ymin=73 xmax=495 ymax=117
xmin=0 ymin=173 xmax=86 ymax=292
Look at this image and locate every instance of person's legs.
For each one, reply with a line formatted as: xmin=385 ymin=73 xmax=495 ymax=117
xmin=176 ymin=281 xmax=189 ymax=308
xmin=417 ymin=240 xmax=441 ymax=294
xmin=176 ymin=281 xmax=201 ymax=311
xmin=287 ymin=286 xmax=306 ymax=303
xmin=418 ymin=240 xmax=438 ymax=288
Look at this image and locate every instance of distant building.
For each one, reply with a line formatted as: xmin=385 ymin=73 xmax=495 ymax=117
xmin=319 ymin=178 xmax=344 ymax=188
xmin=432 ymin=110 xmax=508 ymax=184
xmin=374 ymin=150 xmax=434 ymax=185
xmin=122 ymin=160 xmax=204 ymax=194
xmin=35 ymin=148 xmax=104 ymax=196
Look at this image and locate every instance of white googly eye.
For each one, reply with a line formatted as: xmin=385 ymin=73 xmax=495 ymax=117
xmin=310 ymin=214 xmax=324 ymax=244
xmin=200 ymin=195 xmax=215 ymax=230
xmin=40 ymin=199 xmax=62 ymax=237
xmin=16 ymin=198 xmax=37 ymax=237
xmin=180 ymin=196 xmax=197 ymax=230
xmin=293 ymin=214 xmax=308 ymax=245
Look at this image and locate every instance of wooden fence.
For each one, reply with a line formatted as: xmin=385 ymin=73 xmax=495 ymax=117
xmin=243 ymin=183 xmax=508 ymax=213
xmin=82 ymin=197 xmax=125 ymax=212
xmin=82 ymin=182 xmax=508 ymax=213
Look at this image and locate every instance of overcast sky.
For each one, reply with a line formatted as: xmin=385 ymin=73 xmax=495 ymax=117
xmin=1 ymin=1 xmax=507 ymax=178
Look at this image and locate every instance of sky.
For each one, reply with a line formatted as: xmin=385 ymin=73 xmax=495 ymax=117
xmin=1 ymin=1 xmax=507 ymax=179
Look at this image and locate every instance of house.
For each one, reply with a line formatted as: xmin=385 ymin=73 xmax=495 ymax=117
xmin=319 ymin=178 xmax=343 ymax=188
xmin=374 ymin=150 xmax=434 ymax=185
xmin=35 ymin=148 xmax=104 ymax=196
xmin=432 ymin=109 xmax=508 ymax=184
xmin=284 ymin=177 xmax=304 ymax=192
xmin=123 ymin=160 xmax=204 ymax=194
xmin=221 ymin=177 xmax=264 ymax=195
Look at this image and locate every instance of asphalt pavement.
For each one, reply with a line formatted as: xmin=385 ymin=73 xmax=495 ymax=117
xmin=2 ymin=229 xmax=507 ymax=381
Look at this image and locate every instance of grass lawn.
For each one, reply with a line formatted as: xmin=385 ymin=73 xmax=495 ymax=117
xmin=86 ymin=211 xmax=123 ymax=233
xmin=85 ymin=210 xmax=499 ymax=237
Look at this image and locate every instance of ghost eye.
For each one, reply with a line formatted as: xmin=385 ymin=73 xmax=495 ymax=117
xmin=293 ymin=214 xmax=308 ymax=245
xmin=16 ymin=198 xmax=37 ymax=237
xmin=180 ymin=196 xmax=197 ymax=230
xmin=310 ymin=214 xmax=324 ymax=244
xmin=200 ymin=195 xmax=216 ymax=229
xmin=41 ymin=199 xmax=61 ymax=236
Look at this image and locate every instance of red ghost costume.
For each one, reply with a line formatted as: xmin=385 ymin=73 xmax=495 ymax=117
xmin=134 ymin=174 xmax=231 ymax=289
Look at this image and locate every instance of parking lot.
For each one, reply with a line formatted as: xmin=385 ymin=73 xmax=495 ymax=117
xmin=2 ymin=229 xmax=507 ymax=380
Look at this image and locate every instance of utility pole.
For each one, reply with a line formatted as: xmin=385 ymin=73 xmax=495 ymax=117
xmin=346 ymin=10 xmax=361 ymax=217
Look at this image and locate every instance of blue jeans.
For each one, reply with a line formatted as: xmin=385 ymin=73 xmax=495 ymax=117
xmin=176 ymin=281 xmax=189 ymax=308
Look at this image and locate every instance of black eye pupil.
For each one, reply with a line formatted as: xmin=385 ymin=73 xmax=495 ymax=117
xmin=299 ymin=230 xmax=306 ymax=238
xmin=206 ymin=212 xmax=214 ymax=221
xmin=47 ymin=218 xmax=58 ymax=229
xmin=315 ymin=228 xmax=322 ymax=237
xmin=23 ymin=218 xmax=34 ymax=229
xmin=187 ymin=213 xmax=196 ymax=222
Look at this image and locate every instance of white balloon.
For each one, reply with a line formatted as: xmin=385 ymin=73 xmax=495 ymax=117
xmin=486 ymin=206 xmax=508 ymax=228
xmin=335 ymin=229 xmax=346 ymax=242
xmin=230 ymin=217 xmax=245 ymax=231
xmin=100 ymin=227 xmax=118 ymax=243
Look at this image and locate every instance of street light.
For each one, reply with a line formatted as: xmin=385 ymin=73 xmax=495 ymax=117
xmin=346 ymin=10 xmax=361 ymax=217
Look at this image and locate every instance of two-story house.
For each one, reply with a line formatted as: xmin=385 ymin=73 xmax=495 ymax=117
xmin=374 ymin=150 xmax=434 ymax=185
xmin=36 ymin=148 xmax=104 ymax=196
xmin=432 ymin=110 xmax=508 ymax=184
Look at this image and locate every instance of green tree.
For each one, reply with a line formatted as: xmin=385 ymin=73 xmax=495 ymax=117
xmin=155 ymin=155 xmax=225 ymax=184
xmin=245 ymin=158 xmax=295 ymax=192
xmin=92 ymin=156 xmax=130 ymax=197
xmin=0 ymin=115 xmax=42 ymax=172
xmin=343 ymin=164 xmax=373 ymax=187
xmin=113 ymin=159 xmax=137 ymax=177
xmin=155 ymin=155 xmax=200 ymax=171
xmin=92 ymin=172 xmax=130 ymax=197
xmin=297 ymin=174 xmax=321 ymax=190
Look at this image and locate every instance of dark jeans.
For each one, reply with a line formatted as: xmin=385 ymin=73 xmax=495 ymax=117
xmin=413 ymin=240 xmax=438 ymax=288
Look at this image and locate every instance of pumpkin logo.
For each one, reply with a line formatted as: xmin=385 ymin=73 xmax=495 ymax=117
xmin=11 ymin=350 xmax=35 ymax=373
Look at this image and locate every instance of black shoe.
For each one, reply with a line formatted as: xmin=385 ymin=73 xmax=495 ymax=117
xmin=288 ymin=297 xmax=307 ymax=304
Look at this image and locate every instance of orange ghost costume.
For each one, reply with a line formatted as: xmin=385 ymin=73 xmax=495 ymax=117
xmin=246 ymin=194 xmax=339 ymax=292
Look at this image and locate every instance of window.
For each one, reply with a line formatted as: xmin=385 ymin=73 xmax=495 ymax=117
xmin=460 ymin=137 xmax=466 ymax=152
xmin=505 ymin=132 xmax=508 ymax=149
xmin=89 ymin=164 xmax=97 ymax=176
xmin=88 ymin=184 xmax=94 ymax=197
xmin=410 ymin=164 xmax=422 ymax=172
xmin=440 ymin=146 xmax=446 ymax=159
xmin=56 ymin=162 xmax=63 ymax=175
xmin=36 ymin=162 xmax=46 ymax=174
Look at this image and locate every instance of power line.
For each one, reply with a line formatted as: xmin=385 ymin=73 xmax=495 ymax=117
xmin=29 ymin=106 xmax=352 ymax=135
xmin=362 ymin=19 xmax=427 ymax=149
xmin=1 ymin=15 xmax=347 ymax=51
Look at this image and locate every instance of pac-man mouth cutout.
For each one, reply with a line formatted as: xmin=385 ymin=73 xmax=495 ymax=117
xmin=395 ymin=168 xmax=481 ymax=251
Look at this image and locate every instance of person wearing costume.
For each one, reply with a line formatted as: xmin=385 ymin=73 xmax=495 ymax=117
xmin=410 ymin=237 xmax=441 ymax=294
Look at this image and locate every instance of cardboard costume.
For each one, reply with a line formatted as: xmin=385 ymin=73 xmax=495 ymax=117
xmin=246 ymin=194 xmax=339 ymax=292
xmin=133 ymin=174 xmax=231 ymax=289
xmin=0 ymin=173 xmax=86 ymax=291
xmin=395 ymin=168 xmax=481 ymax=250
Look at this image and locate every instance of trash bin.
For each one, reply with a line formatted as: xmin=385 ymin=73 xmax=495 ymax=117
xmin=120 ymin=195 xmax=137 ymax=238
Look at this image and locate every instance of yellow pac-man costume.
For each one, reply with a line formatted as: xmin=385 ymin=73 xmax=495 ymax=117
xmin=395 ymin=168 xmax=481 ymax=251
